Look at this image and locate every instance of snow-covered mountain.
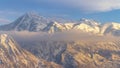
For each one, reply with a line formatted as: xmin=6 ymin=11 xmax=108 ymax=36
xmin=73 ymin=18 xmax=100 ymax=34
xmin=100 ymin=22 xmax=120 ymax=36
xmin=43 ymin=21 xmax=66 ymax=33
xmin=0 ymin=12 xmax=120 ymax=36
xmin=0 ymin=12 xmax=50 ymax=31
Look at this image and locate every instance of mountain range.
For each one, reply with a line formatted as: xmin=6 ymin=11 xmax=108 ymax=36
xmin=0 ymin=12 xmax=120 ymax=36
xmin=0 ymin=12 xmax=120 ymax=68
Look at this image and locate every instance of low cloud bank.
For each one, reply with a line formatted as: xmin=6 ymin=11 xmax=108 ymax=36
xmin=0 ymin=31 xmax=118 ymax=42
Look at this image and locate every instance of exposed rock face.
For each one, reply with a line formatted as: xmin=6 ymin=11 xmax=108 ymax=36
xmin=0 ymin=34 xmax=62 ymax=68
xmin=0 ymin=34 xmax=39 ymax=68
xmin=0 ymin=33 xmax=120 ymax=68
xmin=19 ymin=39 xmax=120 ymax=68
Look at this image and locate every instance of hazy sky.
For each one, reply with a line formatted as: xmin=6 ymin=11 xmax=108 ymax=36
xmin=0 ymin=0 xmax=120 ymax=24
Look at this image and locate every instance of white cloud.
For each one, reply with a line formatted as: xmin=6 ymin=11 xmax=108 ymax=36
xmin=36 ymin=0 xmax=120 ymax=12
xmin=0 ymin=18 xmax=11 ymax=24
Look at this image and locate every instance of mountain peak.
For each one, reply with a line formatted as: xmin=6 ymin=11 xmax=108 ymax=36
xmin=49 ymin=21 xmax=60 ymax=25
xmin=26 ymin=12 xmax=38 ymax=15
xmin=0 ymin=12 xmax=50 ymax=31
xmin=0 ymin=34 xmax=10 ymax=43
xmin=0 ymin=34 xmax=16 ymax=51
xmin=80 ymin=18 xmax=90 ymax=22
xmin=23 ymin=12 xmax=41 ymax=18
xmin=80 ymin=18 xmax=100 ymax=26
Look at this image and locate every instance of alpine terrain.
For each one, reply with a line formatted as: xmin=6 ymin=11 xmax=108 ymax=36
xmin=0 ymin=12 xmax=120 ymax=36
xmin=0 ymin=12 xmax=120 ymax=68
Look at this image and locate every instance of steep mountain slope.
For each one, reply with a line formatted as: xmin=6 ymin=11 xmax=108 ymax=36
xmin=101 ymin=22 xmax=120 ymax=36
xmin=0 ymin=12 xmax=120 ymax=36
xmin=0 ymin=12 xmax=50 ymax=31
xmin=73 ymin=19 xmax=100 ymax=34
xmin=0 ymin=34 xmax=39 ymax=68
xmin=0 ymin=34 xmax=62 ymax=68
xmin=43 ymin=21 xmax=75 ymax=33
xmin=43 ymin=21 xmax=66 ymax=33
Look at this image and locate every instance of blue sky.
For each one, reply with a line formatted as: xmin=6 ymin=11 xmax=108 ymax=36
xmin=0 ymin=0 xmax=120 ymax=24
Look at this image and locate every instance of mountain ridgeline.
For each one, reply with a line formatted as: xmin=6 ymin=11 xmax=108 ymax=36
xmin=0 ymin=12 xmax=120 ymax=36
xmin=0 ymin=12 xmax=120 ymax=68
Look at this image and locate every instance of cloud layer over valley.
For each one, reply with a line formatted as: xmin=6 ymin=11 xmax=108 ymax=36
xmin=0 ymin=31 xmax=118 ymax=43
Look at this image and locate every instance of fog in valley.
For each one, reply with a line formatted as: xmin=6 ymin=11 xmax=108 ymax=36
xmin=0 ymin=30 xmax=119 ymax=42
